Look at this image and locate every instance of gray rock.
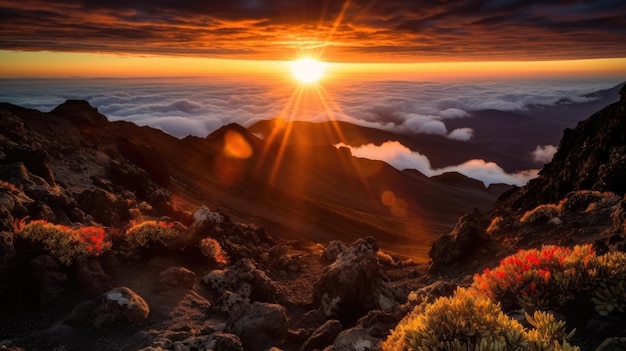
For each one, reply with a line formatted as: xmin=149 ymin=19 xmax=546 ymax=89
xmin=332 ymin=327 xmax=380 ymax=351
xmin=313 ymin=237 xmax=400 ymax=322
xmin=300 ymin=320 xmax=342 ymax=351
xmin=224 ymin=302 xmax=288 ymax=351
xmin=65 ymin=286 xmax=150 ymax=328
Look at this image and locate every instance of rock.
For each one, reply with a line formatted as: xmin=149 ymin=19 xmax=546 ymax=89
xmin=30 ymin=255 xmax=68 ymax=304
xmin=0 ymin=231 xmax=16 ymax=271
xmin=275 ymin=254 xmax=301 ymax=272
xmin=356 ymin=310 xmax=401 ymax=339
xmin=191 ymin=206 xmax=224 ymax=235
xmin=65 ymin=286 xmax=149 ymax=328
xmin=202 ymin=259 xmax=281 ymax=306
xmin=294 ymin=309 xmax=326 ymax=330
xmin=407 ymin=280 xmax=457 ymax=307
xmin=74 ymin=256 xmax=112 ymax=297
xmin=159 ymin=266 xmax=196 ymax=290
xmin=0 ymin=206 xmax=14 ymax=233
xmin=224 ymin=302 xmax=288 ymax=351
xmin=595 ymin=337 xmax=626 ymax=351
xmin=77 ymin=188 xmax=129 ymax=226
xmin=429 ymin=209 xmax=496 ymax=271
xmin=300 ymin=320 xmax=343 ymax=351
xmin=0 ymin=163 xmax=35 ymax=189
xmin=322 ymin=240 xmax=346 ymax=264
xmin=313 ymin=237 xmax=400 ymax=323
xmin=332 ymin=327 xmax=380 ymax=351
xmin=2 ymin=148 xmax=56 ymax=186
xmin=171 ymin=332 xmax=244 ymax=351
xmin=106 ymin=160 xmax=155 ymax=200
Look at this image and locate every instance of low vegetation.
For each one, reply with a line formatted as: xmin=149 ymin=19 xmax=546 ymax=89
xmin=16 ymin=220 xmax=111 ymax=265
xmin=383 ymin=288 xmax=578 ymax=351
xmin=125 ymin=220 xmax=180 ymax=249
xmin=385 ymin=245 xmax=626 ymax=350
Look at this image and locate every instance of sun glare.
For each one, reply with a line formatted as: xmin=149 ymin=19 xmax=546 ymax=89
xmin=290 ymin=58 xmax=327 ymax=84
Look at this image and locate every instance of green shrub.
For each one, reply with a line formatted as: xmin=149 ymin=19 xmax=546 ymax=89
xmin=125 ymin=220 xmax=180 ymax=249
xmin=17 ymin=220 xmax=111 ymax=265
xmin=383 ymin=288 xmax=578 ymax=351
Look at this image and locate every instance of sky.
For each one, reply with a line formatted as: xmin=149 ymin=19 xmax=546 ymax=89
xmin=0 ymin=0 xmax=625 ymax=78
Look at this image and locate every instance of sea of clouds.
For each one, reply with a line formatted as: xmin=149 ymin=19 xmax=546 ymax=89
xmin=0 ymin=77 xmax=618 ymax=185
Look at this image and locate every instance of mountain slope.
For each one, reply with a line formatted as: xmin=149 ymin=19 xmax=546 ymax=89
xmin=0 ymin=100 xmax=501 ymax=260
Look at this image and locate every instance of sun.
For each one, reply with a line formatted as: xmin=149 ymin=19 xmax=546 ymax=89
xmin=290 ymin=58 xmax=327 ymax=84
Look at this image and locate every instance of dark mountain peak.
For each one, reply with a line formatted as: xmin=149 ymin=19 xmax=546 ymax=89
xmin=50 ymin=99 xmax=108 ymax=127
xmin=431 ymin=172 xmax=486 ymax=190
xmin=495 ymin=86 xmax=626 ymax=214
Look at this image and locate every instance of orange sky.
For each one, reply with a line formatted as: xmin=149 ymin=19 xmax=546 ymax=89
xmin=1 ymin=50 xmax=625 ymax=81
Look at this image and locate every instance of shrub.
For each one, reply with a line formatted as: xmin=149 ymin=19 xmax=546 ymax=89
xmin=125 ymin=220 xmax=179 ymax=249
xmin=520 ymin=204 xmax=561 ymax=224
xmin=199 ymin=238 xmax=228 ymax=264
xmin=470 ymin=245 xmax=626 ymax=316
xmin=382 ymin=288 xmax=578 ymax=351
xmin=17 ymin=220 xmax=111 ymax=265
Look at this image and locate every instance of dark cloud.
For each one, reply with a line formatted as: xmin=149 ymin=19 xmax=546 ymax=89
xmin=0 ymin=0 xmax=624 ymax=61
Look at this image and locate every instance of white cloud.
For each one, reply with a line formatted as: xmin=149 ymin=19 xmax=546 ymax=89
xmin=439 ymin=108 xmax=468 ymax=119
xmin=418 ymin=120 xmax=448 ymax=135
xmin=448 ymin=128 xmax=474 ymax=141
xmin=336 ymin=141 xmax=539 ymax=186
xmin=531 ymin=144 xmax=558 ymax=163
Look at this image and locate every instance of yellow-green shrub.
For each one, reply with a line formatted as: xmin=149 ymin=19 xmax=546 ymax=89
xmin=383 ymin=288 xmax=578 ymax=351
xmin=199 ymin=238 xmax=228 ymax=264
xmin=125 ymin=220 xmax=179 ymax=249
xmin=17 ymin=220 xmax=111 ymax=265
xmin=519 ymin=204 xmax=561 ymax=224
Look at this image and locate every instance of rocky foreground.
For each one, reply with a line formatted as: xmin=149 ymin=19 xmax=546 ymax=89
xmin=0 ymin=85 xmax=625 ymax=350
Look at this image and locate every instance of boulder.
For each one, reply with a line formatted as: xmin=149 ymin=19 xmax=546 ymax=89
xmin=356 ymin=310 xmax=401 ymax=339
xmin=332 ymin=327 xmax=380 ymax=351
xmin=191 ymin=205 xmax=224 ymax=235
xmin=77 ymin=188 xmax=129 ymax=226
xmin=65 ymin=286 xmax=149 ymax=328
xmin=321 ymin=240 xmax=346 ymax=264
xmin=224 ymin=302 xmax=288 ymax=351
xmin=300 ymin=319 xmax=343 ymax=351
xmin=158 ymin=266 xmax=196 ymax=290
xmin=202 ymin=259 xmax=281 ymax=306
xmin=275 ymin=254 xmax=301 ymax=272
xmin=429 ymin=208 xmax=496 ymax=271
xmin=313 ymin=237 xmax=400 ymax=323
xmin=0 ymin=163 xmax=34 ymax=190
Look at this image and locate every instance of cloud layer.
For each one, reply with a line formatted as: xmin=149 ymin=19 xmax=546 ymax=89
xmin=0 ymin=0 xmax=625 ymax=61
xmin=0 ymin=78 xmax=615 ymax=141
xmin=337 ymin=141 xmax=539 ymax=186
